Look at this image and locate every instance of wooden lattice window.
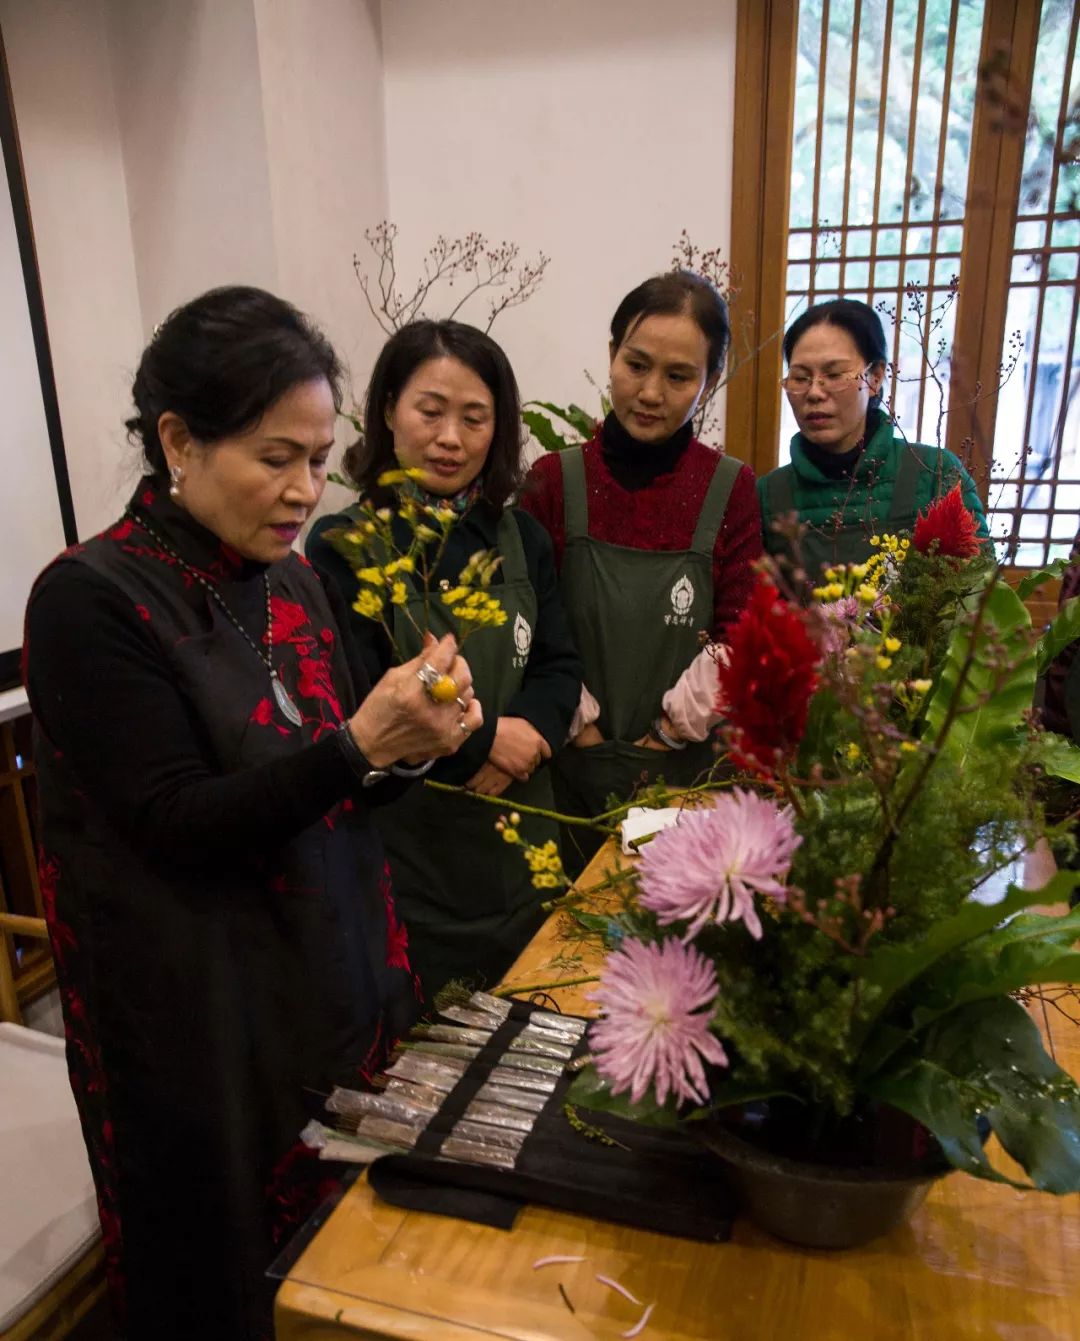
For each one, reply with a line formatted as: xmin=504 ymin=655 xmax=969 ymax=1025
xmin=730 ymin=0 xmax=1079 ymax=573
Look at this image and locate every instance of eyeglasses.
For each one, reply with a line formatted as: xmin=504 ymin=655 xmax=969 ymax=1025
xmin=781 ymin=364 xmax=873 ymax=397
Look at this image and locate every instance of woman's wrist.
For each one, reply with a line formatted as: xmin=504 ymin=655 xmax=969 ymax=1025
xmin=650 ymin=714 xmax=687 ymax=750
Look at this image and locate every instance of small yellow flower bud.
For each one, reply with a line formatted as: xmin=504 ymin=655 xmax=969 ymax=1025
xmin=390 ymin=581 xmax=408 ymax=605
xmin=900 ymin=741 xmax=918 ymax=753
xmin=876 ymin=655 xmax=893 ymax=671
xmin=857 ymin=584 xmax=877 ymax=604
xmin=912 ymin=678 xmax=932 ymax=695
xmin=883 ymin=636 xmax=901 ymax=654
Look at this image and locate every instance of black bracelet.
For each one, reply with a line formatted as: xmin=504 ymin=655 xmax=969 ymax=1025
xmin=336 ymin=719 xmax=378 ymax=777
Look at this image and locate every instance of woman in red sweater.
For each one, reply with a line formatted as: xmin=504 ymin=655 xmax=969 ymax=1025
xmin=520 ymin=270 xmax=762 ymax=870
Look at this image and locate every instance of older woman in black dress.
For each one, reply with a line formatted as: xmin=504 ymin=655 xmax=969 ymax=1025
xmin=24 ymin=287 xmax=482 ymax=1340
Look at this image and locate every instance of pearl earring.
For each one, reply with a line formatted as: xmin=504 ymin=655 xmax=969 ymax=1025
xmin=169 ymin=464 xmax=183 ymax=499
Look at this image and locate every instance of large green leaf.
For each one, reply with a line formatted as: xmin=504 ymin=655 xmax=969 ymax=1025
xmin=910 ymin=903 xmax=1080 ymax=1030
xmin=1036 ymin=595 xmax=1080 ymax=674
xmin=922 ymin=575 xmax=1036 ymax=765
xmin=1015 ymin=559 xmax=1072 ymax=601
xmin=521 ymin=408 xmax=575 ymax=454
xmin=864 ymin=996 xmax=1080 ymax=1191
xmin=566 ymin=1063 xmax=683 ymax=1127
xmin=1040 ymin=731 xmax=1080 ymax=783
xmin=858 ymin=873 xmax=1079 ymax=1031
xmin=523 ymin=400 xmax=598 ymax=444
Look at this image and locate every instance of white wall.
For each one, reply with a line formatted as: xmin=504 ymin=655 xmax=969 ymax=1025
xmin=2 ymin=0 xmax=738 ymax=552
xmin=380 ymin=0 xmax=737 ymax=441
xmin=107 ymin=0 xmax=278 ymax=336
xmin=0 ymin=0 xmax=143 ymax=536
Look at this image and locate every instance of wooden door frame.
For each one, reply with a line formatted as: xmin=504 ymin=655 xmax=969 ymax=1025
xmin=726 ymin=0 xmax=799 ymax=478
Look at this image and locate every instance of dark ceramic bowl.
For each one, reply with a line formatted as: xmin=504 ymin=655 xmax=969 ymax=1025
xmin=697 ymin=1121 xmax=953 ymax=1249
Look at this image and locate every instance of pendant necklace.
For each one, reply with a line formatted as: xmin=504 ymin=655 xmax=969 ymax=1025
xmin=126 ymin=509 xmax=304 ymax=728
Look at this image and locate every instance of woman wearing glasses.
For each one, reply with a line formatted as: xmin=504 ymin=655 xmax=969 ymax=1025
xmin=758 ymin=298 xmax=988 ymax=591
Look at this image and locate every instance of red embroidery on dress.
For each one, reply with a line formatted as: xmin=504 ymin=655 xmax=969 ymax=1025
xmin=379 ymin=861 xmax=412 ymax=975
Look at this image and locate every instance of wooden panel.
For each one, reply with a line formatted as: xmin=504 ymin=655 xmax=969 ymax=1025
xmin=947 ymin=0 xmax=1042 ymax=491
xmin=727 ymin=0 xmax=799 ymax=477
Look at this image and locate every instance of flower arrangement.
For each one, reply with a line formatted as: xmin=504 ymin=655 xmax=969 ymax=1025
xmin=323 ymin=468 xmax=506 ymax=660
xmin=562 ymin=485 xmax=1080 ymax=1194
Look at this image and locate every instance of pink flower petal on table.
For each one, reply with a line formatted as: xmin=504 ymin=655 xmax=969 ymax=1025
xmin=622 ymin=1301 xmax=655 ymax=1338
xmin=532 ymin=1254 xmax=586 ymax=1269
xmin=595 ymin=1274 xmax=643 ymax=1306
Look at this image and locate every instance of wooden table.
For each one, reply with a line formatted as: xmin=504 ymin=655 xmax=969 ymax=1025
xmin=274 ymin=846 xmax=1080 ymax=1341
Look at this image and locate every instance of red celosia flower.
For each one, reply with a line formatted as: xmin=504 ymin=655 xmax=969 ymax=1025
xmin=716 ymin=578 xmax=821 ymax=776
xmin=911 ymin=483 xmax=982 ymax=559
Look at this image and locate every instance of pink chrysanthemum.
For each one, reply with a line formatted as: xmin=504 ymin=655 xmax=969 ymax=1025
xmin=589 ymin=938 xmax=728 ymax=1106
xmin=638 ymin=790 xmax=800 ymax=940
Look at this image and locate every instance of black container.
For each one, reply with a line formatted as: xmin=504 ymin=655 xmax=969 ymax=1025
xmin=698 ymin=1110 xmax=954 ymax=1249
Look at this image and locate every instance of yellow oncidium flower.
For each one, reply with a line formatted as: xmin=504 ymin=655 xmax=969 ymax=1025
xmin=376 ymin=467 xmax=425 ymax=486
xmin=850 ymin=563 xmax=869 ymax=579
xmin=876 ymin=655 xmax=893 ymax=671
xmin=353 ymin=589 xmax=384 ymax=619
xmin=857 ymin=584 xmax=878 ymax=604
xmin=883 ymin=636 xmax=901 ymax=654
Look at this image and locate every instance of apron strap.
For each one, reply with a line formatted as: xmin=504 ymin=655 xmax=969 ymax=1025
xmin=888 ymin=444 xmax=935 ymax=525
xmin=764 ymin=465 xmax=797 ymax=529
xmin=560 ymin=447 xmax=589 ymax=540
xmin=689 ymin=454 xmax=742 ymax=556
xmin=495 ymin=509 xmax=529 ymax=585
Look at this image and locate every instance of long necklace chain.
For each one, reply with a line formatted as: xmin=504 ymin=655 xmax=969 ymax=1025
xmin=125 ymin=508 xmax=303 ymax=727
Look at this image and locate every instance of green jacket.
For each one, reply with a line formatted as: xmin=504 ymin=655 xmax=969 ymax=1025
xmin=758 ymin=410 xmax=989 ymax=577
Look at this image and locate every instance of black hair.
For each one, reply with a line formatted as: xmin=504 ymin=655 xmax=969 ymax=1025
xmin=610 ymin=270 xmax=730 ymax=377
xmin=126 ymin=285 xmax=343 ymax=477
xmin=345 ymin=320 xmax=523 ymax=511
xmin=783 ymin=298 xmax=889 ymax=411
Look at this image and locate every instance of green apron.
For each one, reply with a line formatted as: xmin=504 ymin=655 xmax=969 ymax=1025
xmin=373 ymin=510 xmax=557 ymax=1001
xmin=764 ymin=446 xmax=929 ymax=599
xmin=553 ymin=446 xmax=741 ymax=874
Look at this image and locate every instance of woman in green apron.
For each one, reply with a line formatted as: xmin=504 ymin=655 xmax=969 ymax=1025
xmin=520 ymin=271 xmax=763 ymax=873
xmin=308 ymin=320 xmax=582 ymax=1002
xmin=758 ymin=299 xmax=989 ymax=596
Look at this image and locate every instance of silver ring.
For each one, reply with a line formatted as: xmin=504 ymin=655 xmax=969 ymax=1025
xmin=456 ymin=696 xmax=468 ymax=712
xmin=416 ymin=662 xmax=441 ymax=691
xmin=458 ymin=718 xmax=472 ymax=735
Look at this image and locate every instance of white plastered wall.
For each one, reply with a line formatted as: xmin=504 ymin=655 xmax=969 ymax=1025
xmin=380 ymin=0 xmax=737 ymax=440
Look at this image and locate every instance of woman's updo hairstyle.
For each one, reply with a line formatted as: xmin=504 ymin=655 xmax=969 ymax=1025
xmin=610 ymin=270 xmax=731 ymax=378
xmin=127 ymin=285 xmax=343 ymax=479
xmin=783 ymin=298 xmax=889 ymax=412
xmin=345 ymin=319 xmax=524 ymax=512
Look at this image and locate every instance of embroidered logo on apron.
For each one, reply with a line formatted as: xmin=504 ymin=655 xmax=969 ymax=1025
xmin=667 ymin=574 xmax=695 ymax=626
xmin=512 ymin=611 xmax=533 ymax=667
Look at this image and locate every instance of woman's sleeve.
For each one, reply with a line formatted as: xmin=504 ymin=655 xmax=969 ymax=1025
xmin=710 ymin=462 xmax=763 ymax=640
xmin=517 ymin=454 xmax=566 ymax=569
xmin=502 ymin=512 xmax=584 ymax=750
xmin=26 ymin=563 xmax=382 ymax=862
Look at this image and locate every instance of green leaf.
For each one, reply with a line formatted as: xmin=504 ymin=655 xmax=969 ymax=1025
xmin=910 ymin=903 xmax=1080 ymax=1030
xmin=565 ymin=403 xmax=599 ymax=438
xmin=796 ymin=686 xmax=842 ymax=775
xmin=858 ymin=873 xmax=1080 ymax=1032
xmin=1015 ymin=559 xmax=1071 ymax=601
xmin=566 ymin=1063 xmax=682 ymax=1127
xmin=521 ymin=408 xmax=574 ymax=454
xmin=1039 ymin=731 xmax=1080 ymax=783
xmin=864 ymin=997 xmax=1080 ymax=1191
xmin=1036 ymin=595 xmax=1080 ymax=674
xmin=922 ymin=574 xmax=1036 ymax=765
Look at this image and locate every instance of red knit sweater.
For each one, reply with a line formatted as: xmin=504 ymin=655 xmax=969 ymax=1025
xmin=519 ymin=435 xmax=762 ymax=642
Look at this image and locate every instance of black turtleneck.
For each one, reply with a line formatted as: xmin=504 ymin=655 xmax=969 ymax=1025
xmin=601 ymin=411 xmax=694 ymax=490
xmin=798 ymin=416 xmax=871 ymax=480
